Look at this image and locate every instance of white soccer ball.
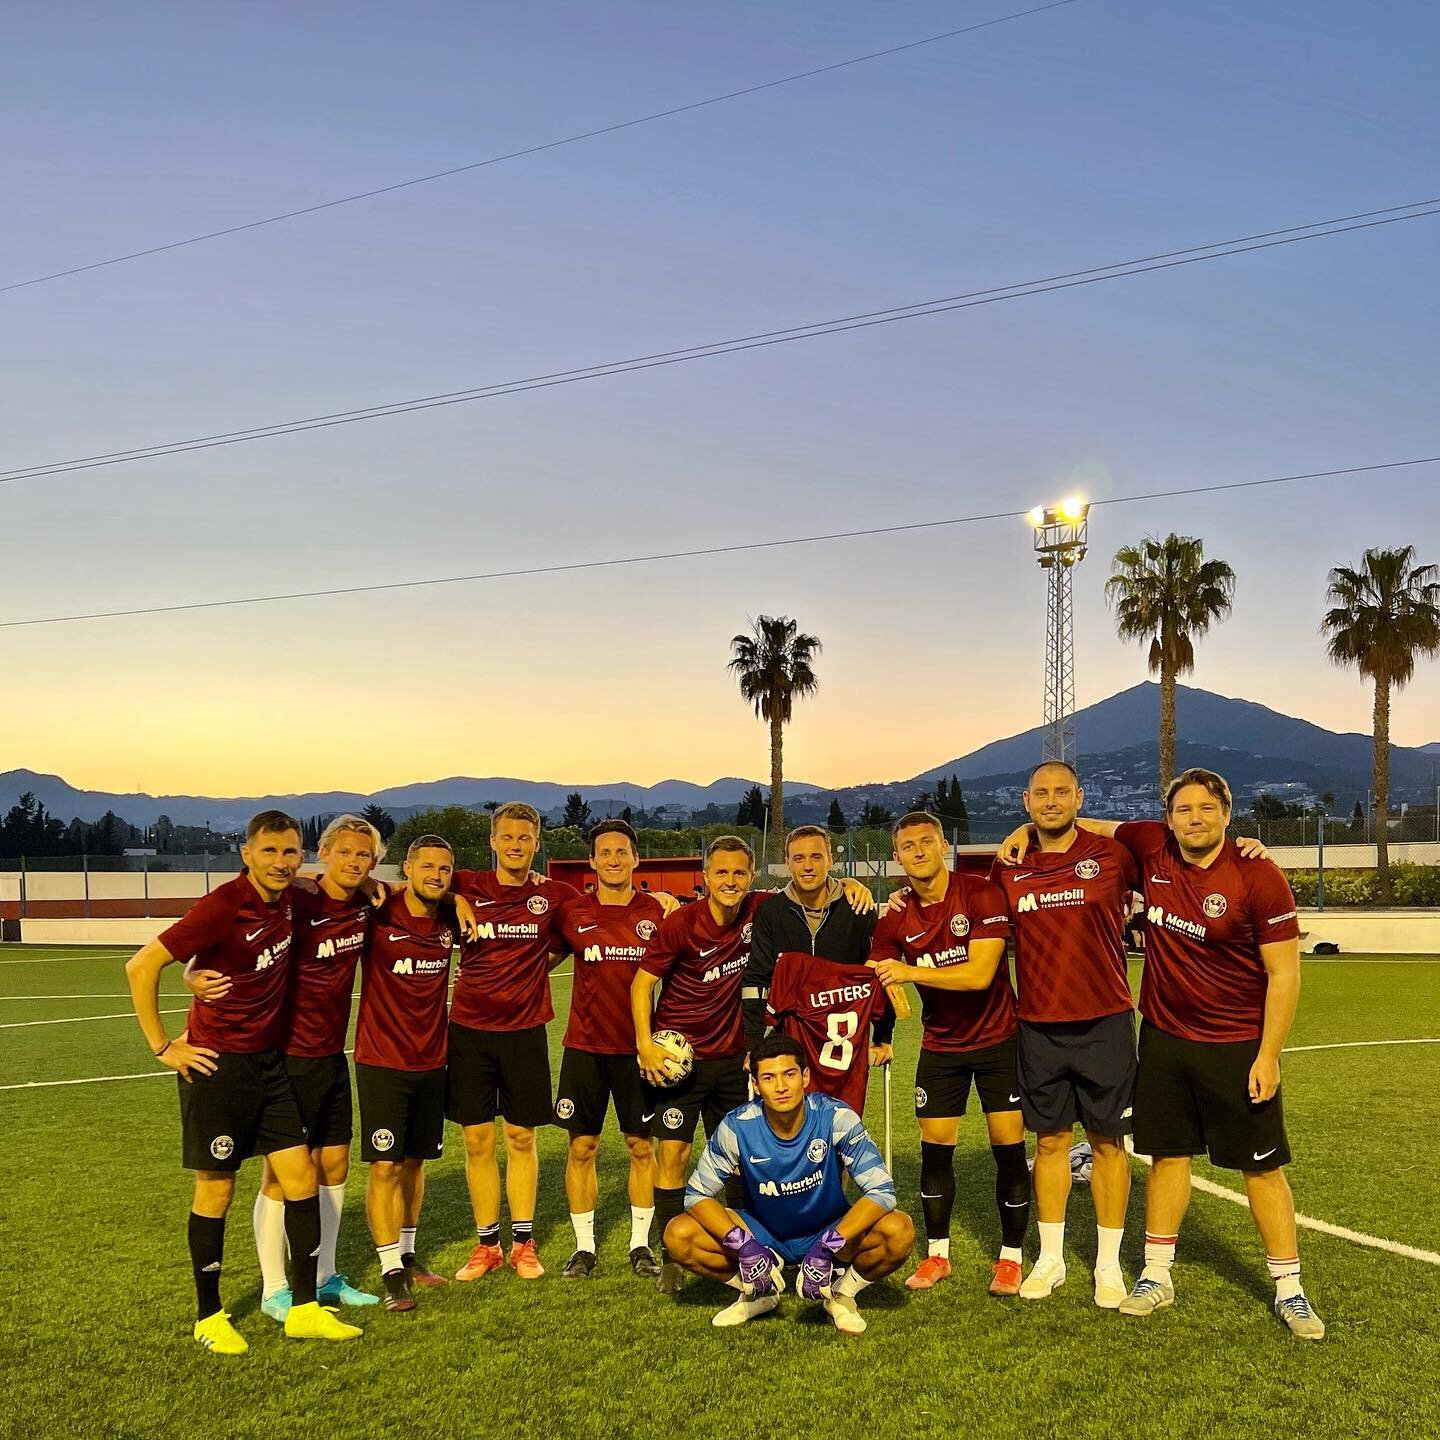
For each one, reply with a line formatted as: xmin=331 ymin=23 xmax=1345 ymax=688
xmin=649 ymin=1030 xmax=695 ymax=1088
xmin=1069 ymin=1141 xmax=1093 ymax=1184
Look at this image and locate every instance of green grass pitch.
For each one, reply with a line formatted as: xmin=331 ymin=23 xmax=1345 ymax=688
xmin=1 ymin=945 xmax=1437 ymax=1440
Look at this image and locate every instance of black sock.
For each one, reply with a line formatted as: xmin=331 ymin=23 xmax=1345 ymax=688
xmin=654 ymin=1185 xmax=686 ymax=1261
xmin=511 ymin=1221 xmax=534 ymax=1247
xmin=992 ymin=1142 xmax=1032 ymax=1249
xmin=475 ymin=1222 xmax=500 ymax=1249
xmin=188 ymin=1211 xmax=226 ymax=1322
xmin=919 ymin=1142 xmax=956 ymax=1243
xmin=284 ymin=1194 xmax=321 ymax=1306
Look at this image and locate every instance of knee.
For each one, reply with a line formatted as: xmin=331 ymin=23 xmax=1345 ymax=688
xmin=568 ymin=1136 xmax=599 ymax=1166
xmin=192 ymin=1173 xmax=235 ymax=1215
xmin=464 ymin=1124 xmax=497 ymax=1159
xmin=881 ymin=1210 xmax=915 ymax=1261
xmin=503 ymin=1124 xmax=536 ymax=1155
xmin=624 ymin=1135 xmax=654 ymax=1166
xmin=317 ymin=1151 xmax=350 ymax=1186
xmin=662 ymin=1214 xmax=701 ymax=1262
xmin=1087 ymin=1134 xmax=1124 ymax=1158
xmin=1036 ymin=1131 xmax=1072 ymax=1157
xmin=657 ymin=1144 xmax=690 ymax=1186
xmin=368 ymin=1160 xmax=403 ymax=1189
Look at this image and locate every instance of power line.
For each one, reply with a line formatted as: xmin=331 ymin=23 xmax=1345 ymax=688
xmin=5 ymin=455 xmax=1434 ymax=629
xmin=5 ymin=197 xmax=1438 ymax=486
xmin=0 ymin=2 xmax=1081 ymax=296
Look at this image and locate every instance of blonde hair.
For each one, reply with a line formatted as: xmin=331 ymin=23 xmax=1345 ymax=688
xmin=318 ymin=813 xmax=386 ymax=864
xmin=491 ymin=801 xmax=542 ymax=833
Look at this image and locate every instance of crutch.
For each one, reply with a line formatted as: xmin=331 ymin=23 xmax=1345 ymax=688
xmin=883 ymin=1060 xmax=894 ymax=1174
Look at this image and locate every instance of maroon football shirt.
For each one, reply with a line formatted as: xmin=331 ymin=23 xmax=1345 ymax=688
xmin=869 ymin=870 xmax=1014 ymax=1053
xmin=766 ymin=951 xmax=887 ymax=1112
xmin=1117 ymin=821 xmax=1301 ymax=1044
xmin=353 ymin=892 xmax=456 ymax=1071
xmin=448 ymin=870 xmax=574 ymax=1032
xmin=159 ymin=875 xmax=293 ymax=1054
xmin=285 ymin=883 xmax=371 ymax=1058
xmin=554 ymin=889 xmax=666 ymax=1054
xmin=640 ymin=892 xmax=762 ymax=1061
xmin=989 ymin=829 xmax=1139 ymax=1023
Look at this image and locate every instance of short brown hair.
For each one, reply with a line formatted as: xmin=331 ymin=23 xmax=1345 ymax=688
xmin=1028 ymin=759 xmax=1079 ymax=786
xmin=406 ymin=832 xmax=455 ymax=861
xmin=246 ymin=809 xmax=301 ymax=843
xmin=588 ymin=819 xmax=638 ymax=854
xmin=491 ymin=802 xmax=541 ymax=832
xmin=784 ymin=825 xmax=831 ymax=853
xmin=705 ymin=834 xmax=755 ymax=865
xmin=1164 ymin=767 xmax=1232 ymax=814
xmin=891 ymin=810 xmax=943 ymax=841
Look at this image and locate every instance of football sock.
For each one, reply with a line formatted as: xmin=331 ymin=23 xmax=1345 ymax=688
xmin=252 ymin=1191 xmax=288 ymax=1299
xmin=1142 ymin=1232 xmax=1177 ymax=1282
xmin=400 ymin=1225 xmax=419 ymax=1261
xmin=654 ymin=1186 xmax=686 ymax=1261
xmin=1266 ymin=1254 xmax=1303 ymax=1300
xmin=317 ymin=1183 xmax=345 ymax=1285
xmin=571 ymin=1210 xmax=596 ymax=1254
xmin=992 ymin=1142 xmax=1031 ymax=1250
xmin=511 ymin=1221 xmax=534 ymax=1247
xmin=834 ymin=1267 xmax=871 ymax=1299
xmin=475 ymin=1223 xmax=500 ymax=1248
xmin=1000 ymin=1246 xmax=1024 ymax=1263
xmin=1038 ymin=1220 xmax=1066 ymax=1263
xmin=284 ymin=1195 xmax=322 ymax=1306
xmin=376 ymin=1241 xmax=403 ymax=1276
xmin=188 ymin=1212 xmax=226 ymax=1322
xmin=630 ymin=1205 xmax=655 ymax=1250
xmin=1096 ymin=1225 xmax=1125 ymax=1272
xmin=919 ymin=1142 xmax=956 ymax=1252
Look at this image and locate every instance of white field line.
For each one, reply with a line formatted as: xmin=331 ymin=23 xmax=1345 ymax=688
xmin=0 ymin=1008 xmax=188 ymax=1030
xmin=1284 ymin=1037 xmax=1440 ymax=1054
xmin=0 ymin=993 xmax=190 ymax=1001
xmin=1303 ymin=957 xmax=1440 ymax=964
xmin=0 ymin=956 xmax=132 ymax=965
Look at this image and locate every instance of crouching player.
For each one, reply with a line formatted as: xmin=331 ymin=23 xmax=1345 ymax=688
xmin=663 ymin=1034 xmax=913 ymax=1335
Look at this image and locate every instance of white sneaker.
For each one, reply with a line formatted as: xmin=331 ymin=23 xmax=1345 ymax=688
xmin=1094 ymin=1263 xmax=1128 ymax=1309
xmin=823 ymin=1294 xmax=867 ymax=1335
xmin=1019 ymin=1255 xmax=1067 ymax=1300
xmin=712 ymin=1292 xmax=780 ymax=1328
xmin=1118 ymin=1274 xmax=1175 ymax=1316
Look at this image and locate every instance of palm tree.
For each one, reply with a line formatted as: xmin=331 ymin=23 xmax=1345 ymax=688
xmin=728 ymin=616 xmax=821 ymax=848
xmin=1105 ymin=534 xmax=1237 ymax=793
xmin=1322 ymin=546 xmax=1440 ymax=902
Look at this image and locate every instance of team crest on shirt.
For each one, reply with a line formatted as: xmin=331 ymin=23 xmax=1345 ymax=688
xmin=209 ymin=1135 xmax=235 ymax=1161
xmin=1203 ymin=894 xmax=1228 ymax=918
xmin=1075 ymin=858 xmax=1101 ymax=880
xmin=662 ymin=1108 xmax=685 ymax=1130
xmin=371 ymin=1129 xmax=395 ymax=1152
xmin=440 ymin=929 xmax=454 ymax=949
xmin=636 ymin=919 xmax=657 ymax=941
xmin=949 ymin=914 xmax=970 ymax=938
xmin=741 ymin=922 xmax=753 ymax=944
xmin=807 ymin=1138 xmax=828 ymax=1163
xmin=527 ymin=895 xmax=550 ymax=916
xmin=556 ymin=1099 xmax=576 ymax=1120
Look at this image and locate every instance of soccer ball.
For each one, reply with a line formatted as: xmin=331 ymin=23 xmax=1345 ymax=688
xmin=1069 ymin=1141 xmax=1093 ymax=1184
xmin=649 ymin=1030 xmax=695 ymax=1087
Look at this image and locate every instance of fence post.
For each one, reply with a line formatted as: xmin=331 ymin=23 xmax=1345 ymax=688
xmin=19 ymin=856 xmax=26 ymax=920
xmin=1316 ymin=811 xmax=1325 ymax=912
xmin=83 ymin=851 xmax=91 ymax=918
xmin=204 ymin=849 xmax=211 ymax=895
xmin=143 ymin=852 xmax=150 ymax=919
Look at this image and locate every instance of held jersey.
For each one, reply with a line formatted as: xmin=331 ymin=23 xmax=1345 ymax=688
xmin=766 ymin=951 xmax=888 ymax=1112
xmin=285 ymin=883 xmax=371 ymax=1057
xmin=989 ymin=829 xmax=1139 ymax=1022
xmin=159 ymin=875 xmax=293 ymax=1054
xmin=553 ymin=889 xmax=667 ymax=1054
xmin=640 ymin=892 xmax=762 ymax=1061
xmin=1117 ymin=821 xmax=1301 ymax=1043
xmin=868 ymin=870 xmax=1014 ymax=1053
xmin=448 ymin=870 xmax=573 ymax=1032
xmin=685 ymin=1092 xmax=895 ymax=1241
xmin=353 ymin=893 xmax=456 ymax=1071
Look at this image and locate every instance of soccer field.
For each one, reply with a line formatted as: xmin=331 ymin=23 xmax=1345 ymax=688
xmin=2 ymin=947 xmax=1437 ymax=1440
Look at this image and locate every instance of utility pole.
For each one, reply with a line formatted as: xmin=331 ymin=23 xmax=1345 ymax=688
xmin=1029 ymin=497 xmax=1090 ymax=765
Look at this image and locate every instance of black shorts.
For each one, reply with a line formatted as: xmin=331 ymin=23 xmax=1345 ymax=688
xmin=647 ymin=1055 xmax=748 ymax=1146
xmin=1134 ymin=1021 xmax=1291 ymax=1171
xmin=555 ymin=1048 xmax=652 ymax=1137
xmin=914 ymin=1036 xmax=1020 ymax=1119
xmin=1017 ymin=1010 xmax=1137 ymax=1136
xmin=285 ymin=1052 xmax=353 ymax=1149
xmin=356 ymin=1063 xmax=446 ymax=1163
xmin=446 ymin=1022 xmax=553 ymax=1129
xmin=178 ymin=1049 xmax=307 ymax=1172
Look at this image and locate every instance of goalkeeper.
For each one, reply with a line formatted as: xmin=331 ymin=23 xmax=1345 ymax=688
xmin=664 ymin=1033 xmax=913 ymax=1334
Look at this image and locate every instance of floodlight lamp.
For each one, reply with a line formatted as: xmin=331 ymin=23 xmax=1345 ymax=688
xmin=1027 ymin=505 xmax=1046 ymax=526
xmin=1060 ymin=495 xmax=1086 ymax=521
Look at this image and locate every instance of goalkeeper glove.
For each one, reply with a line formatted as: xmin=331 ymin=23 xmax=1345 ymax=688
xmin=798 ymin=1227 xmax=846 ymax=1300
xmin=723 ymin=1226 xmax=779 ymax=1297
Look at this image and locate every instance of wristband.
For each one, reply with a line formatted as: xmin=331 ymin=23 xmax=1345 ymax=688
xmin=154 ymin=1040 xmax=172 ymax=1058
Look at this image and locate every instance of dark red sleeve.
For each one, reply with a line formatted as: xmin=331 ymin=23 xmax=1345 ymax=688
xmin=639 ymin=908 xmax=687 ymax=979
xmin=867 ymin=912 xmax=903 ymax=964
xmin=970 ymin=879 xmax=1011 ymax=941
xmin=1114 ymin=820 xmax=1169 ymax=863
xmin=1246 ymin=860 xmax=1301 ymax=942
xmin=157 ymin=889 xmax=235 ymax=963
xmin=765 ymin=954 xmax=796 ymax=1022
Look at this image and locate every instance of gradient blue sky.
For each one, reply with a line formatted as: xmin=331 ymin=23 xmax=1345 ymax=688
xmin=2 ymin=0 xmax=1437 ymax=796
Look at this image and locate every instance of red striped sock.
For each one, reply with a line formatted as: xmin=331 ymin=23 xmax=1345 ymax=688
xmin=1143 ymin=1233 xmax=1177 ymax=1274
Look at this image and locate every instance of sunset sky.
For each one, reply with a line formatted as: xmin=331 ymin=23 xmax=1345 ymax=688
xmin=3 ymin=1 xmax=1438 ymax=797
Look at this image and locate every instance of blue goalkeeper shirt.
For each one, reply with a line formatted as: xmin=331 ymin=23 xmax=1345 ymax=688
xmin=684 ymin=1092 xmax=895 ymax=1241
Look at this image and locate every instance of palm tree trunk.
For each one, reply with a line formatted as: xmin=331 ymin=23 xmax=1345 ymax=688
xmin=1159 ymin=663 xmax=1177 ymax=796
xmin=769 ymin=707 xmax=785 ymax=861
xmin=1373 ymin=676 xmax=1392 ymax=904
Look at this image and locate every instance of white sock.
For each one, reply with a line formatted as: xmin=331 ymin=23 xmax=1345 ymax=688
xmin=835 ymin=1267 xmax=871 ymax=1299
xmin=630 ymin=1205 xmax=655 ymax=1250
xmin=927 ymin=1237 xmax=950 ymax=1260
xmin=1096 ymin=1225 xmax=1124 ymax=1271
xmin=400 ymin=1225 xmax=417 ymax=1259
xmin=253 ymin=1192 xmax=288 ymax=1299
xmin=1038 ymin=1220 xmax=1065 ymax=1262
xmin=1000 ymin=1245 xmax=1023 ymax=1263
xmin=1143 ymin=1232 xmax=1177 ymax=1282
xmin=376 ymin=1241 xmax=403 ymax=1276
xmin=316 ymin=1183 xmax=345 ymax=1285
xmin=571 ymin=1210 xmax=596 ymax=1254
xmin=1267 ymin=1254 xmax=1303 ymax=1300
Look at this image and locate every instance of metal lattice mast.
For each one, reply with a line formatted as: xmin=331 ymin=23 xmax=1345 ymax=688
xmin=1029 ymin=499 xmax=1090 ymax=765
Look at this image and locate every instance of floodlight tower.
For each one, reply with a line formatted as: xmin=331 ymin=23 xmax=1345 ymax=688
xmin=1028 ymin=497 xmax=1090 ymax=765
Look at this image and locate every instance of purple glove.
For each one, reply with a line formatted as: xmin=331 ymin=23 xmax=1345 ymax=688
xmin=723 ymin=1226 xmax=778 ymax=1297
xmin=799 ymin=1227 xmax=846 ymax=1300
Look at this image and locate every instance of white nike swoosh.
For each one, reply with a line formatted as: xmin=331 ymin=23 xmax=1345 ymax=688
xmin=698 ymin=946 xmax=719 ymax=958
xmin=1008 ymin=1094 xmax=1022 ymax=1103
xmin=386 ymin=933 xmax=412 ymax=943
xmin=1004 ymin=1200 xmax=1027 ymax=1208
xmin=640 ymin=1113 xmax=655 ymax=1123
xmin=474 ymin=900 xmax=499 ymax=908
xmin=1149 ymin=875 xmax=1171 ymax=885
xmin=244 ymin=928 xmax=266 ymax=942
xmin=1010 ymin=872 xmax=1034 ymax=881
xmin=747 ymin=1155 xmax=770 ymax=1164
xmin=310 ymin=916 xmax=340 ymax=927
xmin=904 ymin=932 xmax=927 ymax=943
xmin=577 ymin=925 xmax=599 ymax=934
xmin=1253 ymin=1147 xmax=1277 ymax=1160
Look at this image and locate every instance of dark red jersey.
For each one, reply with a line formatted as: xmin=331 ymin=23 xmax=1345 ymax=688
xmin=448 ymin=870 xmax=574 ymax=1032
xmin=869 ymin=870 xmax=1014 ymax=1053
xmin=554 ymin=889 xmax=666 ymax=1054
xmin=766 ymin=951 xmax=888 ymax=1112
xmin=989 ymin=829 xmax=1139 ymax=1023
xmin=640 ymin=892 xmax=761 ymax=1061
xmin=353 ymin=892 xmax=456 ymax=1071
xmin=1117 ymin=821 xmax=1301 ymax=1044
xmin=159 ymin=875 xmax=293 ymax=1054
xmin=285 ymin=883 xmax=371 ymax=1058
